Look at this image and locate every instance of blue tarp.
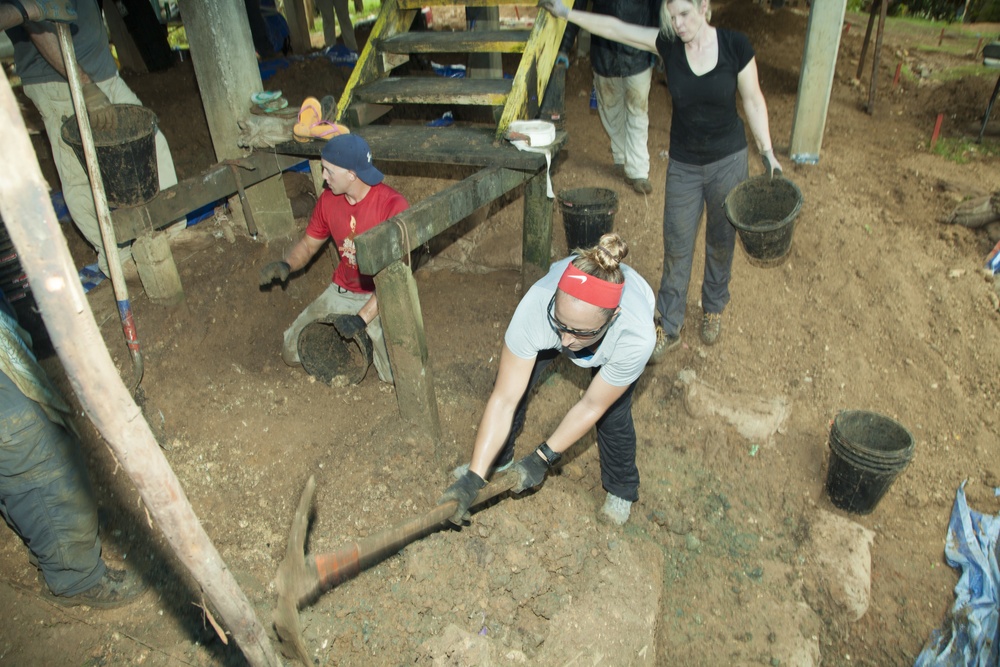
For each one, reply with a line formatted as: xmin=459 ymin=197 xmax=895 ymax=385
xmin=914 ymin=482 xmax=1000 ymax=667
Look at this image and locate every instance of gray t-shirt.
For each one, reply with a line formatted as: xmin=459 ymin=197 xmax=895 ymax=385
xmin=6 ymin=0 xmax=118 ymax=86
xmin=505 ymin=257 xmax=656 ymax=387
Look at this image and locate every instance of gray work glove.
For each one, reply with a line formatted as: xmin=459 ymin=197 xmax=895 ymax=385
xmin=258 ymin=260 xmax=291 ymax=287
xmin=556 ymin=51 xmax=570 ymax=68
xmin=82 ymin=82 xmax=116 ymax=132
xmin=538 ymin=0 xmax=570 ymax=20
xmin=438 ymin=470 xmax=486 ymax=525
xmin=761 ymin=149 xmax=783 ymax=179
xmin=333 ymin=314 xmax=366 ymax=339
xmin=511 ymin=443 xmax=561 ymax=493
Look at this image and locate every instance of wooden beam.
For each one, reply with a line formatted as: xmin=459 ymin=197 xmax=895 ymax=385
xmin=283 ymin=0 xmax=312 ymax=54
xmin=521 ymin=169 xmax=552 ymax=288
xmin=110 ymin=152 xmax=303 ymax=242
xmin=103 ymin=0 xmax=147 ymax=73
xmin=397 ymin=0 xmax=533 ymax=8
xmin=174 ymin=0 xmax=296 ymax=241
xmin=373 ymin=261 xmax=441 ymax=440
xmin=378 ymin=30 xmax=530 ymax=54
xmin=352 ymin=76 xmax=512 ymax=106
xmin=496 ymin=8 xmax=565 ymax=138
xmin=353 ymin=167 xmax=532 ymax=275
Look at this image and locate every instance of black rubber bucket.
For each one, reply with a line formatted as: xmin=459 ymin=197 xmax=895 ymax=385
xmin=297 ymin=321 xmax=374 ymax=386
xmin=60 ymin=104 xmax=159 ymax=207
xmin=825 ymin=410 xmax=914 ymax=515
xmin=558 ymin=187 xmax=618 ymax=250
xmin=724 ymin=175 xmax=803 ymax=266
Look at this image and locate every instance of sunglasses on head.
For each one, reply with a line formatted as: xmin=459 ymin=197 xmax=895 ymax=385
xmin=547 ymin=294 xmax=615 ymax=340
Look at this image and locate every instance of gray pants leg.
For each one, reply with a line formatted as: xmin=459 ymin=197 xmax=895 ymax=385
xmin=0 ymin=373 xmax=104 ymax=596
xmin=656 ymin=149 xmax=748 ymax=334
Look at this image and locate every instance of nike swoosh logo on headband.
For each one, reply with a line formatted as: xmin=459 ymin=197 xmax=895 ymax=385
xmin=568 ymin=275 xmax=587 ymax=283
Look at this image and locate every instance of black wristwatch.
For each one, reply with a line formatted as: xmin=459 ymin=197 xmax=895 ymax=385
xmin=536 ymin=442 xmax=562 ymax=467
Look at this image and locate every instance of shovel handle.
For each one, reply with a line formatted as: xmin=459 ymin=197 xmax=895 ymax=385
xmin=314 ymin=472 xmax=518 ymax=589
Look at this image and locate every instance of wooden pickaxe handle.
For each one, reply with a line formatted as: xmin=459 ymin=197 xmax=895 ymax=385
xmin=313 ymin=472 xmax=518 ymax=590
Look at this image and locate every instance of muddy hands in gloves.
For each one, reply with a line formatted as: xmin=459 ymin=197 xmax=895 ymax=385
xmin=438 ymin=443 xmax=562 ymax=525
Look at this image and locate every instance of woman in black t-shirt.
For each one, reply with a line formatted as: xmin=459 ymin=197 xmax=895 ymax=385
xmin=539 ymin=0 xmax=781 ymax=356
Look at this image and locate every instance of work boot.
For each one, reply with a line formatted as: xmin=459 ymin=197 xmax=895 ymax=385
xmin=647 ymin=325 xmax=680 ymax=365
xmin=600 ymin=493 xmax=632 ymax=526
xmin=628 ymin=177 xmax=653 ymax=195
xmin=41 ymin=567 xmax=147 ymax=610
xmin=701 ymin=312 xmax=722 ymax=346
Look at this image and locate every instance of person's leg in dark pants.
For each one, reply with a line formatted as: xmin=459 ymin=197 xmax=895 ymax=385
xmin=495 ymin=349 xmax=560 ymax=468
xmin=593 ymin=380 xmax=639 ymax=503
xmin=657 ymin=160 xmax=706 ymax=336
xmin=0 ymin=373 xmax=104 ymax=596
xmin=701 ymin=149 xmax=748 ymax=316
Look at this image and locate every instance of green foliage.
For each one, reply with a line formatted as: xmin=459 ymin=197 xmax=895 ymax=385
xmin=931 ymin=136 xmax=1000 ymax=163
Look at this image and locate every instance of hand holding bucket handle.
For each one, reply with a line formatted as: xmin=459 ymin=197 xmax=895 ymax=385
xmin=761 ymin=148 xmax=783 ymax=179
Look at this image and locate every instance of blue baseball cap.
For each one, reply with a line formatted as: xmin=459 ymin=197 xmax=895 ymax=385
xmin=320 ymin=134 xmax=383 ymax=186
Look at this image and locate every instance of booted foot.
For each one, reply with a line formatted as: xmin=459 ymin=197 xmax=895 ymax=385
xmin=600 ymin=493 xmax=632 ymax=526
xmin=628 ymin=177 xmax=653 ymax=195
xmin=647 ymin=325 xmax=680 ymax=365
xmin=611 ymin=163 xmax=625 ymax=177
xmin=452 ymin=460 xmax=513 ymax=480
xmin=701 ymin=312 xmax=722 ymax=346
xmin=42 ymin=567 xmax=146 ymax=610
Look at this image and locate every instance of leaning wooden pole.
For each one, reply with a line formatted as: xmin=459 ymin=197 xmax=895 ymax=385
xmin=0 ymin=72 xmax=280 ymax=667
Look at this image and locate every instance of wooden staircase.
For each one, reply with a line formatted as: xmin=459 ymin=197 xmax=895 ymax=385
xmin=334 ymin=0 xmax=566 ymax=139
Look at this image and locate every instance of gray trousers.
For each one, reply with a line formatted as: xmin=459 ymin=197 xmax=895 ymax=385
xmin=656 ymin=149 xmax=748 ymax=336
xmin=0 ymin=372 xmax=104 ymax=596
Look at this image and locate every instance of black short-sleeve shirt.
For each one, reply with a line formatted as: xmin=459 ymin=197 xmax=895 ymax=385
xmin=655 ymin=29 xmax=755 ymax=166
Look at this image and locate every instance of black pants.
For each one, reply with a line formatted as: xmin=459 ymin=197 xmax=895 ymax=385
xmin=497 ymin=350 xmax=640 ymax=502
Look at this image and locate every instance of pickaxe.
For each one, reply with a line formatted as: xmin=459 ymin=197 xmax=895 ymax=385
xmin=272 ymin=473 xmax=517 ymax=664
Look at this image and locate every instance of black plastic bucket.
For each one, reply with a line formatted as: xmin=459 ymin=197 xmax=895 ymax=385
xmin=297 ymin=321 xmax=374 ymax=386
xmin=825 ymin=410 xmax=914 ymax=515
xmin=558 ymin=187 xmax=617 ymax=250
xmin=60 ymin=104 xmax=159 ymax=207
xmin=724 ymin=175 xmax=803 ymax=266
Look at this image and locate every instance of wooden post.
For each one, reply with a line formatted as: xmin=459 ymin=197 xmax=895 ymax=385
xmin=174 ymin=0 xmax=295 ymax=241
xmin=283 ymin=0 xmax=313 ymax=54
xmin=373 ymin=260 xmax=442 ymax=442
xmin=0 ymin=68 xmax=280 ymax=667
xmin=789 ymin=0 xmax=849 ymax=164
xmin=856 ymin=0 xmax=880 ymax=80
xmin=521 ymin=170 xmax=552 ymax=290
xmin=866 ymin=0 xmax=889 ymax=114
xmin=132 ymin=232 xmax=185 ymax=306
xmin=103 ymin=0 xmax=147 ymax=73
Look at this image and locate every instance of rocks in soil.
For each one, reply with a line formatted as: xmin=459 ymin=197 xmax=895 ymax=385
xmin=679 ymin=369 xmax=791 ymax=444
xmin=802 ymin=509 xmax=876 ymax=621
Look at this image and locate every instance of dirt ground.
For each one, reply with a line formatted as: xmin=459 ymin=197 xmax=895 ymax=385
xmin=2 ymin=2 xmax=1000 ymax=666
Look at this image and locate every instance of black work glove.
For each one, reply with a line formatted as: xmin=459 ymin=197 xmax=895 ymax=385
xmin=82 ymin=82 xmax=116 ymax=132
xmin=538 ymin=0 xmax=570 ymax=19
xmin=259 ymin=260 xmax=291 ymax=287
xmin=438 ymin=470 xmax=486 ymax=525
xmin=511 ymin=443 xmax=561 ymax=493
xmin=333 ymin=314 xmax=366 ymax=339
xmin=761 ymin=149 xmax=783 ymax=179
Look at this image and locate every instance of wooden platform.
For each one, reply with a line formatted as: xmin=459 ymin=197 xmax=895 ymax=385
xmin=272 ymin=125 xmax=566 ymax=170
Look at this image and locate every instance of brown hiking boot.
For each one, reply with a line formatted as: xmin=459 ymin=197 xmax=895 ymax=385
xmin=42 ymin=567 xmax=147 ymax=609
xmin=648 ymin=325 xmax=680 ymax=365
xmin=701 ymin=312 xmax=722 ymax=345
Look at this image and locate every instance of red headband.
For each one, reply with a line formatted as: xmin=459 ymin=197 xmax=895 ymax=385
xmin=557 ymin=264 xmax=624 ymax=309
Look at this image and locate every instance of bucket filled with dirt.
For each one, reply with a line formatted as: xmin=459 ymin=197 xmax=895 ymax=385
xmin=61 ymin=104 xmax=160 ymax=207
xmin=558 ymin=187 xmax=617 ymax=250
xmin=724 ymin=175 xmax=803 ymax=266
xmin=825 ymin=410 xmax=914 ymax=515
xmin=297 ymin=321 xmax=374 ymax=386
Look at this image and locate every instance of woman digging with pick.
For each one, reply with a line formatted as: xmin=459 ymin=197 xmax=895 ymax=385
xmin=439 ymin=234 xmax=656 ymax=526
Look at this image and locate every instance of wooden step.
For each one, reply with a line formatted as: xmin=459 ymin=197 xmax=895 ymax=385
xmin=378 ymin=30 xmax=531 ymax=54
xmin=352 ymin=77 xmax=513 ymax=106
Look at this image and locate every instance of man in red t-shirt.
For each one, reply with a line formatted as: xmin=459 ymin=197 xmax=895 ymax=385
xmin=259 ymin=134 xmax=408 ymax=383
